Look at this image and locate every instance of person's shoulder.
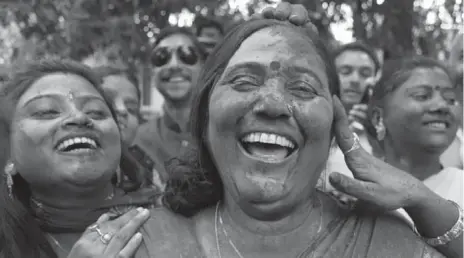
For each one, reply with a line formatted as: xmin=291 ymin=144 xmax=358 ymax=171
xmin=354 ymin=212 xmax=445 ymax=257
xmin=138 ymin=207 xmax=203 ymax=257
xmin=147 ymin=206 xmax=194 ymax=225
xmin=440 ymin=166 xmax=463 ymax=175
xmin=192 ymin=205 xmax=215 ymax=229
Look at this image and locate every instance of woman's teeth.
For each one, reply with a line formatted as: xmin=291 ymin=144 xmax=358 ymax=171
xmin=241 ymin=132 xmax=296 ymax=161
xmin=425 ymin=122 xmax=447 ymax=130
xmin=57 ymin=137 xmax=98 ymax=152
xmin=169 ymin=76 xmax=188 ymax=82
xmin=242 ymin=132 xmax=295 ymax=148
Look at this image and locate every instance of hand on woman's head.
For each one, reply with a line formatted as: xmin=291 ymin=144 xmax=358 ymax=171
xmin=252 ymin=2 xmax=318 ymax=34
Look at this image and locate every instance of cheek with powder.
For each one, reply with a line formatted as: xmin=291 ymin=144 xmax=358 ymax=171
xmin=383 ymin=100 xmax=425 ymax=142
xmin=293 ymin=98 xmax=333 ymax=143
xmin=11 ymin=121 xmax=57 ymax=183
xmin=208 ymin=87 xmax=258 ymax=133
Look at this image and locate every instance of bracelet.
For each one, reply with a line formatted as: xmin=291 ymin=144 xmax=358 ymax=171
xmin=414 ymin=200 xmax=463 ymax=246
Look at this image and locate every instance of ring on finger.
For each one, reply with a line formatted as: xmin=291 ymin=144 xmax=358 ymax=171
xmin=89 ymin=224 xmax=113 ymax=245
xmin=344 ymin=132 xmax=360 ymax=155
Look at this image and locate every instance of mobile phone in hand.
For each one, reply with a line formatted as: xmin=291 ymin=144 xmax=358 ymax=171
xmin=359 ymin=86 xmax=373 ymax=105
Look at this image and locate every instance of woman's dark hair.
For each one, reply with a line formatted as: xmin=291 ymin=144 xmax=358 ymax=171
xmin=94 ymin=65 xmax=141 ymax=102
xmin=152 ymin=26 xmax=208 ymax=62
xmin=333 ymin=41 xmax=381 ymax=73
xmin=0 ymin=58 xmax=145 ymax=257
xmin=365 ymin=56 xmax=454 ymax=143
xmin=163 ymin=19 xmax=340 ymax=217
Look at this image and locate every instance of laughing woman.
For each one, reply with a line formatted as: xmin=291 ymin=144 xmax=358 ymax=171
xmin=163 ymin=9 xmax=448 ymax=258
xmin=0 ymin=59 xmax=202 ymax=258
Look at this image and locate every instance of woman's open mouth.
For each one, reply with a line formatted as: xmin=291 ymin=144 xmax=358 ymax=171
xmin=55 ymin=136 xmax=100 ymax=154
xmin=239 ymin=132 xmax=298 ymax=163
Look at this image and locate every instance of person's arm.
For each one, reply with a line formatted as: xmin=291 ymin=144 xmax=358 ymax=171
xmin=406 ymin=189 xmax=463 ymax=258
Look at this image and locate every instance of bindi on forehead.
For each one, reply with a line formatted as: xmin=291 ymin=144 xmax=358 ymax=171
xmin=67 ymin=90 xmax=76 ymax=101
xmin=270 ymin=61 xmax=281 ymax=71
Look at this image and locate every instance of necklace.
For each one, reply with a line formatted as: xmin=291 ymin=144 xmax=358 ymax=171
xmin=215 ymin=202 xmax=245 ymax=258
xmin=214 ymin=194 xmax=323 ymax=258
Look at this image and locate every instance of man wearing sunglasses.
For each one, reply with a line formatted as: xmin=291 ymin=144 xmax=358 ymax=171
xmin=133 ymin=27 xmax=207 ymax=185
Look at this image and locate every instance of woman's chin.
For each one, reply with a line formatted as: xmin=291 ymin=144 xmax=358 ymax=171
xmin=237 ymin=175 xmax=290 ymax=206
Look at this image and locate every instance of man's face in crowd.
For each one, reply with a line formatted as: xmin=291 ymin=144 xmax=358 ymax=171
xmin=198 ymin=26 xmax=223 ymax=54
xmin=150 ymin=34 xmax=203 ymax=105
xmin=335 ymin=50 xmax=376 ymax=108
xmin=199 ymin=26 xmax=222 ymax=42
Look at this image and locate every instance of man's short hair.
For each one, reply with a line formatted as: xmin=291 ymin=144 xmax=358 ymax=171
xmin=333 ymin=42 xmax=381 ymax=73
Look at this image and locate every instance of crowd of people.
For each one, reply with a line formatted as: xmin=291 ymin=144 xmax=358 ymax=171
xmin=0 ymin=3 xmax=462 ymax=258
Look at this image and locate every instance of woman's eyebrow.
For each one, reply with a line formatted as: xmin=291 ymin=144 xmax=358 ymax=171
xmin=22 ymin=94 xmax=104 ymax=108
xmin=223 ymin=62 xmax=265 ymax=75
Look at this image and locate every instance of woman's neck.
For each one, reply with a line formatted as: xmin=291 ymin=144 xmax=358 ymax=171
xmin=31 ymin=181 xmax=115 ymax=208
xmin=222 ymin=190 xmax=319 ymax=236
xmin=384 ymin=139 xmax=442 ymax=181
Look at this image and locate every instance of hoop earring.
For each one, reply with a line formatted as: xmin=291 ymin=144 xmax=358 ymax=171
xmin=4 ymin=162 xmax=15 ymax=198
xmin=375 ymin=118 xmax=386 ymax=141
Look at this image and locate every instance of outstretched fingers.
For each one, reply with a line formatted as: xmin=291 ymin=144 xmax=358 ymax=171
xmin=332 ymin=96 xmax=358 ymax=153
xmin=274 ymin=2 xmax=292 ymax=20
xmin=329 ymin=172 xmax=375 ymax=201
xmin=288 ymin=4 xmax=309 ymax=25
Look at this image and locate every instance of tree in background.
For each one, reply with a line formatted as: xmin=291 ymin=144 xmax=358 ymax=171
xmin=0 ymin=0 xmax=462 ymax=105
xmin=2 ymin=0 xmax=462 ymax=63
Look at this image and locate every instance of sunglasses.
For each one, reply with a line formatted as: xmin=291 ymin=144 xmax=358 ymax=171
xmin=150 ymin=46 xmax=199 ymax=67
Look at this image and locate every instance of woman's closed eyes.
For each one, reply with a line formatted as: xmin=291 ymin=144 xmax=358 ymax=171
xmin=28 ymin=99 xmax=110 ymax=121
xmin=287 ymin=79 xmax=318 ymax=99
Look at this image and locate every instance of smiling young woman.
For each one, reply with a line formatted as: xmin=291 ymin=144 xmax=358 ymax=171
xmin=0 ymin=59 xmax=201 ymax=258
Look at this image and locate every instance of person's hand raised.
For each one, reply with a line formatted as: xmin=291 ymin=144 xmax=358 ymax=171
xmin=348 ymin=104 xmax=368 ymax=126
xmin=67 ymin=207 xmax=150 ymax=258
xmin=329 ymin=96 xmax=431 ymax=211
xmin=251 ymin=2 xmax=318 ymax=33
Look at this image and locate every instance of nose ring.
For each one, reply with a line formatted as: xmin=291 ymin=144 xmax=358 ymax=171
xmin=286 ymin=104 xmax=293 ymax=115
xmin=84 ymin=119 xmax=94 ymax=128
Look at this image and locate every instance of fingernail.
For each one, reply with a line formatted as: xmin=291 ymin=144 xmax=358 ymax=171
xmin=136 ymin=207 xmax=144 ymax=212
xmin=135 ymin=232 xmax=142 ymax=239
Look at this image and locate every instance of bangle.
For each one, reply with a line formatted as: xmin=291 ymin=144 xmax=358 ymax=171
xmin=414 ymin=200 xmax=463 ymax=246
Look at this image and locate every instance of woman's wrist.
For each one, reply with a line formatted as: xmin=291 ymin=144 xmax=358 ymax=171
xmin=405 ymin=187 xmax=460 ymax=238
xmin=404 ymin=182 xmax=438 ymax=211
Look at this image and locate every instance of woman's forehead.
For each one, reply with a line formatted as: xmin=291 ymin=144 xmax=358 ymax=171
xmin=225 ymin=27 xmax=327 ymax=80
xmin=17 ymin=73 xmax=101 ymax=106
xmin=401 ymin=67 xmax=452 ymax=87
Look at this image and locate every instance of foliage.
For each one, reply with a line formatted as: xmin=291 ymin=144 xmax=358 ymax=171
xmin=0 ymin=0 xmax=462 ymax=66
xmin=285 ymin=0 xmax=462 ymax=59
